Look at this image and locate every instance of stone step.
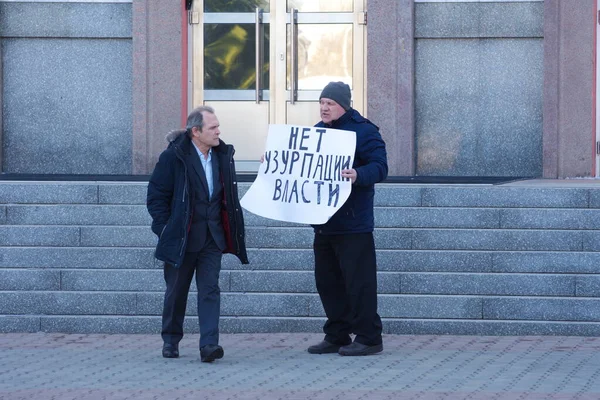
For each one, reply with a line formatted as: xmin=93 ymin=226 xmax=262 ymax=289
xmin=5 ymin=315 xmax=600 ymax=336
xmin=3 ymin=292 xmax=600 ymax=321
xmin=5 ymin=205 xmax=151 ymax=226
xmin=4 ymin=204 xmax=600 ymax=230
xmin=0 ymin=225 xmax=594 ymax=251
xmin=2 ymin=247 xmax=600 ymax=273
xmin=4 ymin=269 xmax=589 ymax=297
xmin=1 ymin=181 xmax=600 ymax=336
xmin=1 ymin=182 xmax=599 ymax=209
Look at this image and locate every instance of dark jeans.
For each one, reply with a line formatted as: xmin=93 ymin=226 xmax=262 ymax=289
xmin=313 ymin=232 xmax=383 ymax=346
xmin=161 ymin=235 xmax=222 ymax=349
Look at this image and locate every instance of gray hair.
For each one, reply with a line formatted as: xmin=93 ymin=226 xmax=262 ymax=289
xmin=185 ymin=106 xmax=215 ymax=136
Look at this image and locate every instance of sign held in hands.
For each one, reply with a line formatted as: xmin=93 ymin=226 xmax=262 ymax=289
xmin=240 ymin=124 xmax=356 ymax=224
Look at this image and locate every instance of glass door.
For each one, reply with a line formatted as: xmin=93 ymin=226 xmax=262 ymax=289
xmin=284 ymin=0 xmax=366 ymax=127
xmin=190 ymin=0 xmax=366 ymax=172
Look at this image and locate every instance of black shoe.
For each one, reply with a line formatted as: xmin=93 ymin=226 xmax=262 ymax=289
xmin=162 ymin=343 xmax=179 ymax=358
xmin=338 ymin=342 xmax=383 ymax=356
xmin=200 ymin=344 xmax=224 ymax=363
xmin=307 ymin=340 xmax=345 ymax=354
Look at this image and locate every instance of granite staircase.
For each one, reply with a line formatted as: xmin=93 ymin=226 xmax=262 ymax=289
xmin=1 ymin=180 xmax=600 ymax=336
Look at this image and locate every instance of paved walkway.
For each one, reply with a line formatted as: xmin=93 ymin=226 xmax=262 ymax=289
xmin=1 ymin=333 xmax=600 ymax=400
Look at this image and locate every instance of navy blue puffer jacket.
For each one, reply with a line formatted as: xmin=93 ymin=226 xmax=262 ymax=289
xmin=312 ymin=109 xmax=388 ymax=234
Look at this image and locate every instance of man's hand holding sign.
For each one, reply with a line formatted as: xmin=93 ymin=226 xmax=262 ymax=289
xmin=241 ymin=124 xmax=356 ymax=224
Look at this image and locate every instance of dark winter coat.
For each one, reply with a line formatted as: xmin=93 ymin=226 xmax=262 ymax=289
xmin=146 ymin=130 xmax=249 ymax=267
xmin=312 ymin=108 xmax=388 ymax=234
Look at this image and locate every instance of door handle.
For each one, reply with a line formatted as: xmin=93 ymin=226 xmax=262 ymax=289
xmin=290 ymin=8 xmax=298 ymax=104
xmin=255 ymin=8 xmax=264 ymax=104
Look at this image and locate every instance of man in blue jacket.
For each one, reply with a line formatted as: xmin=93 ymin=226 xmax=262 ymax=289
xmin=147 ymin=106 xmax=248 ymax=362
xmin=307 ymin=82 xmax=388 ymax=356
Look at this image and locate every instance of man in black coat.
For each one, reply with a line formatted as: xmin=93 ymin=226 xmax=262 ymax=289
xmin=147 ymin=106 xmax=248 ymax=362
xmin=307 ymin=82 xmax=388 ymax=356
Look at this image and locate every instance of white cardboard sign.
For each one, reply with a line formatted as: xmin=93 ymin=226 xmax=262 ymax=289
xmin=240 ymin=124 xmax=356 ymax=224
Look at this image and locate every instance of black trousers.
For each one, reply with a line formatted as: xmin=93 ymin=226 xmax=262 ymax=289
xmin=313 ymin=232 xmax=383 ymax=346
xmin=161 ymin=235 xmax=222 ymax=349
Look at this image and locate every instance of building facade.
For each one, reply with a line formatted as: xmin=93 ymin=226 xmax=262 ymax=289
xmin=0 ymin=0 xmax=596 ymax=179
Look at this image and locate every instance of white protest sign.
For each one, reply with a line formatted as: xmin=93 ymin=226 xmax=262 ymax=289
xmin=240 ymin=124 xmax=356 ymax=224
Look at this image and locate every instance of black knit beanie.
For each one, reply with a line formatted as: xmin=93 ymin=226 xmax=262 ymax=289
xmin=319 ymin=81 xmax=351 ymax=111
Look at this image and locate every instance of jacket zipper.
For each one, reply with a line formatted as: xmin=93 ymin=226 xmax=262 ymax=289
xmin=229 ymin=148 xmax=242 ymax=253
xmin=175 ymin=147 xmax=189 ymax=262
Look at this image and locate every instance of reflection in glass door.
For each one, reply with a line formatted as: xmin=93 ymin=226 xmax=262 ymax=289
xmin=190 ymin=0 xmax=366 ymax=172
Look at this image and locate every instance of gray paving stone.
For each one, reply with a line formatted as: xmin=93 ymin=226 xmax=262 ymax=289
xmin=483 ymin=298 xmax=600 ymax=321
xmin=80 ymin=226 xmax=156 ymax=247
xmin=7 ymin=205 xmax=151 ymax=225
xmin=422 ymin=187 xmax=589 ymax=208
xmin=376 ymin=207 xmax=500 ymax=228
xmin=493 ymin=252 xmax=600 ymax=273
xmin=501 ymin=209 xmax=600 ymax=229
xmin=583 ymin=231 xmax=600 ymax=251
xmin=0 ymin=316 xmax=40 ymax=333
xmin=412 ymin=229 xmax=582 ymax=251
xmin=98 ymin=183 xmax=147 ymax=204
xmin=377 ymin=250 xmax=494 ymax=272
xmin=401 ymin=273 xmax=575 ymax=296
xmin=3 ymin=332 xmax=600 ymax=399
xmin=0 ymin=182 xmax=98 ymax=204
xmin=374 ymin=185 xmax=422 ymax=206
xmin=0 ymin=247 xmax=155 ymax=269
xmin=0 ymin=269 xmax=60 ymax=290
xmin=0 ymin=206 xmax=5 ymax=225
xmin=0 ymin=226 xmax=80 ymax=246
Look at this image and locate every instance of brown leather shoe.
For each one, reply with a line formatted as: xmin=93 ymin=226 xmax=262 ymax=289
xmin=338 ymin=342 xmax=383 ymax=356
xmin=200 ymin=344 xmax=224 ymax=362
xmin=162 ymin=343 xmax=179 ymax=358
xmin=307 ymin=340 xmax=344 ymax=354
